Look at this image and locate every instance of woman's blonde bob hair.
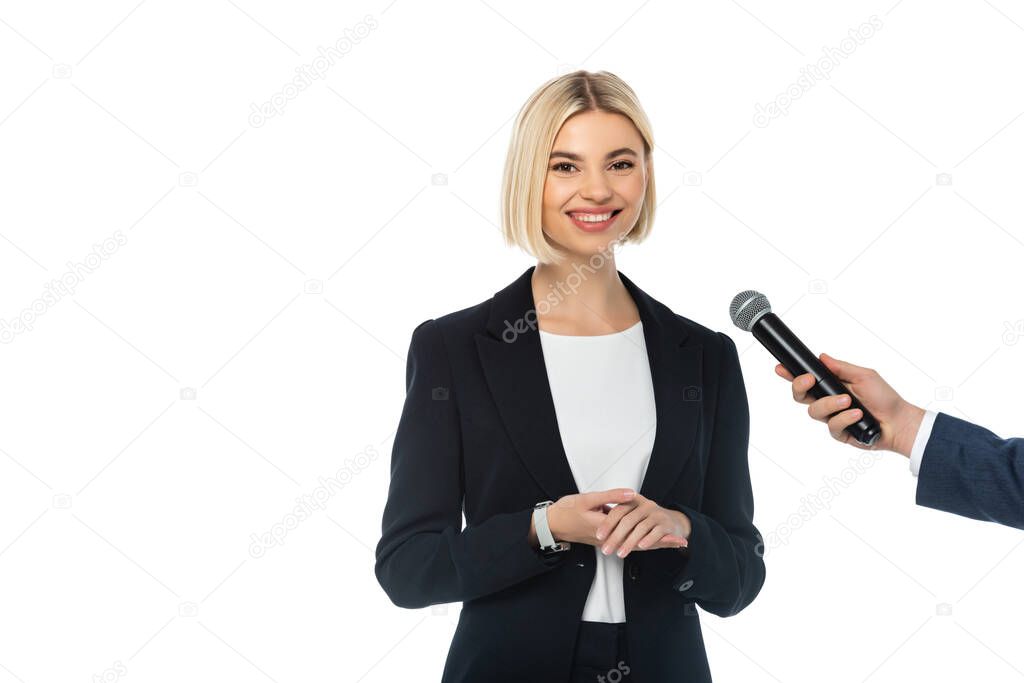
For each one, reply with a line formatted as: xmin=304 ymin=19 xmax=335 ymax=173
xmin=501 ymin=70 xmax=656 ymax=265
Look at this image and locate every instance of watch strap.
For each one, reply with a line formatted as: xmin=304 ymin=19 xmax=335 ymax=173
xmin=533 ymin=502 xmax=556 ymax=548
xmin=533 ymin=500 xmax=569 ymax=554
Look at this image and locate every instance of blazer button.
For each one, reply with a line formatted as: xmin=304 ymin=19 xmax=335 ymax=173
xmin=628 ymin=562 xmax=641 ymax=581
xmin=677 ymin=578 xmax=694 ymax=592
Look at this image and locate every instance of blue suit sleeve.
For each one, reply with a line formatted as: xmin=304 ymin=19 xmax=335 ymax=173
xmin=916 ymin=411 xmax=1024 ymax=530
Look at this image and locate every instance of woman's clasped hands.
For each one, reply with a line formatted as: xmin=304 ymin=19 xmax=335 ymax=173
xmin=546 ymin=488 xmax=690 ymax=559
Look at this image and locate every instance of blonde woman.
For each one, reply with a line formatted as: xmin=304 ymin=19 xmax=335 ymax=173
xmin=375 ymin=70 xmax=765 ymax=682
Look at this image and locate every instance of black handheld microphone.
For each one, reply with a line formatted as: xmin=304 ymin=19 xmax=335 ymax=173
xmin=729 ymin=290 xmax=881 ymax=447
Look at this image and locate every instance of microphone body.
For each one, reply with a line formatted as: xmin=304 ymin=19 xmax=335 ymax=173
xmin=752 ymin=312 xmax=881 ymax=447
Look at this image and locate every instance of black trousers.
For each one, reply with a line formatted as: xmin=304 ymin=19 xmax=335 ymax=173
xmin=569 ymin=620 xmax=631 ymax=682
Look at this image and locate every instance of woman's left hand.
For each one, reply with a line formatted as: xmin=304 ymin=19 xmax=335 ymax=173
xmin=594 ymin=493 xmax=691 ymax=558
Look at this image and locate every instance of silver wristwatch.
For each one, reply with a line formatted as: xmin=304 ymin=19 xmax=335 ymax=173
xmin=533 ymin=500 xmax=570 ymax=555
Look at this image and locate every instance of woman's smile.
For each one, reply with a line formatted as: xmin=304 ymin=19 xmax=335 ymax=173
xmin=566 ymin=207 xmax=623 ymax=232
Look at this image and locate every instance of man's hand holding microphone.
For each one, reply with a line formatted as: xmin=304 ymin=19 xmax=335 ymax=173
xmin=773 ymin=352 xmax=925 ymax=458
xmin=734 ymin=288 xmax=1023 ymax=531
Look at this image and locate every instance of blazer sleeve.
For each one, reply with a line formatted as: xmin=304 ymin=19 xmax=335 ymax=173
xmin=660 ymin=331 xmax=766 ymax=617
xmin=915 ymin=411 xmax=1024 ymax=530
xmin=374 ymin=318 xmax=567 ymax=609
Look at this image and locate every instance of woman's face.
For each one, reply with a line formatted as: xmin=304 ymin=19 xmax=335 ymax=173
xmin=541 ymin=110 xmax=650 ymax=259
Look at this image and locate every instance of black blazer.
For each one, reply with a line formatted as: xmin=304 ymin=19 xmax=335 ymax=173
xmin=375 ymin=265 xmax=766 ymax=682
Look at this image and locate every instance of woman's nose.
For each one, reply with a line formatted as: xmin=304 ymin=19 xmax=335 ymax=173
xmin=579 ymin=174 xmax=613 ymax=202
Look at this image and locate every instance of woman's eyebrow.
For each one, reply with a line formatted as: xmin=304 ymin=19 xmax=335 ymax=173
xmin=549 ymin=147 xmax=639 ymax=161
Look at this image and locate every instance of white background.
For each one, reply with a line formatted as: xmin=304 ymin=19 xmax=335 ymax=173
xmin=1 ymin=1 xmax=1022 ymax=681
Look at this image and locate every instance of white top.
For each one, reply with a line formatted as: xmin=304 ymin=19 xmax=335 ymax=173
xmin=538 ymin=320 xmax=656 ymax=623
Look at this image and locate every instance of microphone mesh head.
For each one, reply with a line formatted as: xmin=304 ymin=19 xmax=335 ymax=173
xmin=730 ymin=290 xmax=771 ymax=331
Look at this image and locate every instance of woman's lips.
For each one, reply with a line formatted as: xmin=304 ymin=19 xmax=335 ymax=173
xmin=566 ymin=208 xmax=622 ymax=232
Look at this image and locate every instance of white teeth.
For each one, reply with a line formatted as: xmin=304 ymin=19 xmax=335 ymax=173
xmin=571 ymin=211 xmax=614 ymax=222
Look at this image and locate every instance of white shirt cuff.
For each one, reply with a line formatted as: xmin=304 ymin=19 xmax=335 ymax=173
xmin=909 ymin=409 xmax=938 ymax=477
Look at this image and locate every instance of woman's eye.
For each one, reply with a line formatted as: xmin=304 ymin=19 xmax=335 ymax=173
xmin=550 ymin=160 xmax=633 ymax=173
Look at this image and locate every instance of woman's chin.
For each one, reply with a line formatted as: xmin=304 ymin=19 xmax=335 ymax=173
xmin=553 ymin=231 xmax=629 ymax=259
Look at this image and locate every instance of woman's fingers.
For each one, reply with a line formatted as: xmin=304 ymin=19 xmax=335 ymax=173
xmin=618 ymin=522 xmax=689 ymax=556
xmin=617 ymin=519 xmax=658 ymax=558
xmin=641 ymin=533 xmax=687 ymax=551
xmin=634 ymin=526 xmax=687 ymax=553
xmin=600 ymin=504 xmax=646 ymax=555
xmin=636 ymin=527 xmax=663 ymax=549
xmin=579 ymin=488 xmax=635 ymax=511
xmin=594 ymin=501 xmax=636 ymax=541
xmin=661 ymin=534 xmax=687 ymax=546
xmin=595 ymin=497 xmax=690 ymax=555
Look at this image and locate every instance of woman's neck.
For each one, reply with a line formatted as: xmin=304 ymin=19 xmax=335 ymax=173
xmin=531 ymin=260 xmax=641 ymax=335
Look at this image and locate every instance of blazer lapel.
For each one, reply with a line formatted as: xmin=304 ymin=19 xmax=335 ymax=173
xmin=474 ymin=265 xmax=703 ymax=504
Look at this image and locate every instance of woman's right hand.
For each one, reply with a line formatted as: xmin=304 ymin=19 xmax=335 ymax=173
xmin=546 ymin=489 xmax=639 ymax=547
